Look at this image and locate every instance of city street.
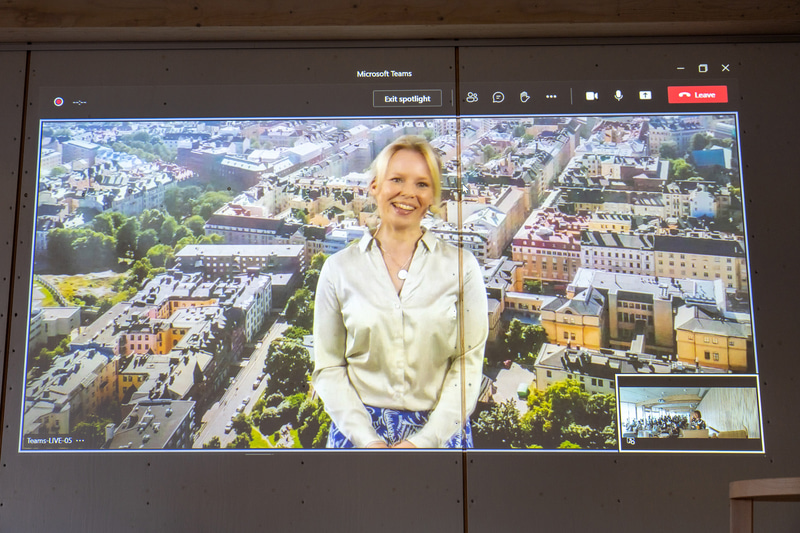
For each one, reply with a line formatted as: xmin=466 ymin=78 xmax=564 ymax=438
xmin=194 ymin=319 xmax=288 ymax=448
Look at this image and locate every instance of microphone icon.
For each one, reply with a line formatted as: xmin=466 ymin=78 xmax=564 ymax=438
xmin=614 ymin=90 xmax=623 ymax=101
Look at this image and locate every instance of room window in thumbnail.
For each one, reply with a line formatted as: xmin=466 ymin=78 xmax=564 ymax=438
xmin=563 ymin=332 xmax=569 ymax=340
xmin=705 ymin=351 xmax=711 ymax=360
xmin=713 ymin=353 xmax=720 ymax=361
xmin=547 ymin=371 xmax=552 ymax=377
xmin=729 ymin=339 xmax=736 ymax=347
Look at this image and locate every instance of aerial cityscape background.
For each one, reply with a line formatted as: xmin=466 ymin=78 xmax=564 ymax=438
xmin=23 ymin=114 xmax=754 ymax=451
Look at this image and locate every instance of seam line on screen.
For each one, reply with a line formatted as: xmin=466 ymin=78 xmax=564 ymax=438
xmin=0 ymin=50 xmax=32 ymax=454
xmin=454 ymin=45 xmax=470 ymax=533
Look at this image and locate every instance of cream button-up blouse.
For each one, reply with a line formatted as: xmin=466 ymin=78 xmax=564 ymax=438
xmin=312 ymin=229 xmax=488 ymax=448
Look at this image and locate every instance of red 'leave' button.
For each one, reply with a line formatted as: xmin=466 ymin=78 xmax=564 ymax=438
xmin=668 ymin=85 xmax=728 ymax=103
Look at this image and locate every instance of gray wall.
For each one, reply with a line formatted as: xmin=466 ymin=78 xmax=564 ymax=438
xmin=1 ymin=39 xmax=799 ymax=533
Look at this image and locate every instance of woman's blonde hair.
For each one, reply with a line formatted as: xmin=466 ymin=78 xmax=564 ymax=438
xmin=370 ymin=135 xmax=442 ymax=214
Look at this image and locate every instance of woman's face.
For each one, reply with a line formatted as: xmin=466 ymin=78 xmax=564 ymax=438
xmin=370 ymin=148 xmax=434 ymax=232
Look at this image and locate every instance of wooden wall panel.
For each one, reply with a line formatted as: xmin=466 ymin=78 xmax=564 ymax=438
xmin=0 ymin=0 xmax=799 ymax=42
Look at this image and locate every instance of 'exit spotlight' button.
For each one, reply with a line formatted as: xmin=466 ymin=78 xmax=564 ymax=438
xmin=373 ymin=90 xmax=442 ymax=107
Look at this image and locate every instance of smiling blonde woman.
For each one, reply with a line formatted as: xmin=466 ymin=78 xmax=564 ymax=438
xmin=312 ymin=135 xmax=488 ymax=449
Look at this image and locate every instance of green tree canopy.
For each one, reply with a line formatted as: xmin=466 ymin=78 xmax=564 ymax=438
xmin=115 ymin=217 xmax=139 ymax=259
xmin=303 ymin=269 xmax=321 ymax=293
xmin=163 ymin=185 xmax=203 ymax=219
xmin=658 ymin=141 xmax=680 ymax=160
xmin=264 ymin=338 xmax=312 ymax=396
xmin=135 ymin=229 xmax=159 ymax=260
xmin=226 ymin=433 xmax=251 ymax=449
xmin=47 ymin=228 xmax=117 ymax=273
xmin=284 ymin=287 xmax=314 ymax=330
xmin=184 ymin=215 xmax=207 ymax=238
xmin=231 ymin=412 xmax=252 ymax=435
xmin=124 ymin=258 xmax=154 ymax=291
xmin=523 ymin=279 xmax=542 ymax=294
xmin=93 ymin=211 xmax=127 ymax=235
xmin=73 ymin=414 xmax=113 ymax=449
xmin=146 ymin=243 xmax=175 ymax=269
xmin=192 ymin=191 xmax=232 ymax=219
xmin=296 ymin=397 xmax=331 ymax=449
xmin=670 ymin=158 xmax=695 ymax=181
xmin=472 ymin=400 xmax=526 ymax=448
xmin=309 ymin=252 xmax=328 ymax=271
xmin=172 ymin=225 xmax=193 ymax=246
xmin=690 ymin=132 xmax=710 ymax=152
xmin=283 ymin=326 xmax=310 ymax=340
xmin=139 ymin=209 xmax=166 ymax=233
xmin=472 ymin=379 xmax=619 ymax=450
xmin=503 ymin=319 xmax=547 ymax=364
xmin=159 ymin=216 xmax=180 ymax=246
xmin=203 ymin=436 xmax=221 ymax=449
xmin=197 ymin=234 xmax=225 ymax=245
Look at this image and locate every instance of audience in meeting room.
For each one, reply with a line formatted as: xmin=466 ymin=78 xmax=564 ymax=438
xmin=625 ymin=411 xmax=715 ymax=437
xmin=625 ymin=414 xmax=691 ymax=438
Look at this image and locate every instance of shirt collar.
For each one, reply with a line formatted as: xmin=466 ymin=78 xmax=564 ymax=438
xmin=358 ymin=227 xmax=437 ymax=253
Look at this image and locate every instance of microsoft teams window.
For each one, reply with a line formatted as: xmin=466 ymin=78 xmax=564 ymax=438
xmin=16 ymin=44 xmax=762 ymax=453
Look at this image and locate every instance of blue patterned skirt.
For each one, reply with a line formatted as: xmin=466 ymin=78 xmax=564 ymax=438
xmin=327 ymin=405 xmax=473 ymax=449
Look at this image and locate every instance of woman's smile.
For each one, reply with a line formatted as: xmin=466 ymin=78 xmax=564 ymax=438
xmin=371 ymin=148 xmax=433 ymax=230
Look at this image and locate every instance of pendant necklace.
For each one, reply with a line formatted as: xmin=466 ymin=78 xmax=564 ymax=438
xmin=381 ymin=246 xmax=413 ymax=280
xmin=375 ymin=227 xmax=420 ymax=281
